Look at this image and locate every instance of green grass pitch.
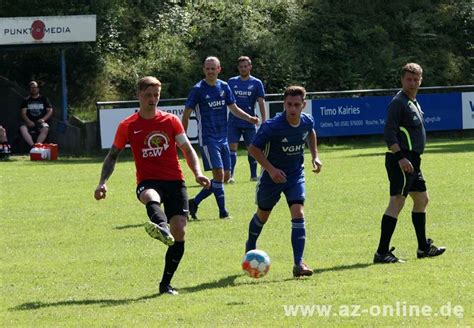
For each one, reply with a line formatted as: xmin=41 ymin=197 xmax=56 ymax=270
xmin=1 ymin=137 xmax=472 ymax=327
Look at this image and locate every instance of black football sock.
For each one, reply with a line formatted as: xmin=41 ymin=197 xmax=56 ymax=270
xmin=160 ymin=241 xmax=185 ymax=287
xmin=146 ymin=201 xmax=167 ymax=226
xmin=376 ymin=214 xmax=398 ymax=255
xmin=412 ymin=212 xmax=428 ymax=251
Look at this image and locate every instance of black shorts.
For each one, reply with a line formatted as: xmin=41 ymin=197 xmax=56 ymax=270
xmin=136 ymin=180 xmax=189 ymax=220
xmin=385 ymin=152 xmax=427 ymax=197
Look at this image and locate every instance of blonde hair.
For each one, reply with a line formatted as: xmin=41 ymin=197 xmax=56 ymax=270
xmin=203 ymin=56 xmax=221 ymax=67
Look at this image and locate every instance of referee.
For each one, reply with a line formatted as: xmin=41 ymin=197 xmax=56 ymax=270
xmin=374 ymin=63 xmax=446 ymax=263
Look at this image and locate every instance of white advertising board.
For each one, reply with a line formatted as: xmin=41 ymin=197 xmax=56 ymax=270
xmin=0 ymin=15 xmax=96 ymax=45
xmin=462 ymin=92 xmax=474 ymax=129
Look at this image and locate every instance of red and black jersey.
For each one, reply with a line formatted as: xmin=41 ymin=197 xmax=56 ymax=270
xmin=113 ymin=110 xmax=185 ymax=183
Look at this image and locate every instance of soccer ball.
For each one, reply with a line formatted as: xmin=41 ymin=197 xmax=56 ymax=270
xmin=242 ymin=249 xmax=271 ymax=278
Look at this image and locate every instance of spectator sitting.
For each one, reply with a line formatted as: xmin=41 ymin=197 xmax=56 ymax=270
xmin=0 ymin=125 xmax=12 ymax=159
xmin=19 ymin=81 xmax=53 ymax=147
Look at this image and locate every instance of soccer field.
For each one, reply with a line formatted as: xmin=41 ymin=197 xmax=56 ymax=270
xmin=1 ymin=137 xmax=472 ymax=327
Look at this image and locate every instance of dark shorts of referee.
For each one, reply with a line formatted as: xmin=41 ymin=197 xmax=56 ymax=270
xmin=385 ymin=151 xmax=427 ymax=197
xmin=136 ymin=180 xmax=189 ymax=221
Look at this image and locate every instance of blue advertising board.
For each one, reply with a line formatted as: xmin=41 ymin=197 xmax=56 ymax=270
xmin=312 ymin=92 xmax=462 ymax=137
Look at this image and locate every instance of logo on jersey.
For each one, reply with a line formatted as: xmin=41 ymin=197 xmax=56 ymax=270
xmin=27 ymin=103 xmax=46 ymax=116
xmin=282 ymin=142 xmax=306 ymax=154
xmin=234 ymin=90 xmax=253 ymax=97
xmin=142 ymin=131 xmax=170 ymax=158
xmin=208 ymin=99 xmax=226 ymax=109
xmin=408 ymin=101 xmax=424 ymax=120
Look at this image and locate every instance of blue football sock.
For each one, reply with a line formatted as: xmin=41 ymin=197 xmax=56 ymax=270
xmin=230 ymin=151 xmax=237 ymax=177
xmin=211 ymin=180 xmax=227 ymax=215
xmin=194 ymin=180 xmax=214 ymax=205
xmin=248 ymin=154 xmax=257 ymax=178
xmin=246 ymin=214 xmax=265 ymax=252
xmin=291 ymin=218 xmax=306 ymax=265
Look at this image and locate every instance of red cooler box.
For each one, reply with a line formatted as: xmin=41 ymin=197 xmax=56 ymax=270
xmin=30 ymin=143 xmax=59 ymax=161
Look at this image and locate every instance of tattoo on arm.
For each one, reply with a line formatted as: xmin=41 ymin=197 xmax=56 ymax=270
xmin=99 ymin=146 xmax=121 ymax=183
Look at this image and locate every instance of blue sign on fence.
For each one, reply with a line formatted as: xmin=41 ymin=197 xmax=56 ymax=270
xmin=417 ymin=93 xmax=462 ymax=131
xmin=312 ymin=92 xmax=462 ymax=137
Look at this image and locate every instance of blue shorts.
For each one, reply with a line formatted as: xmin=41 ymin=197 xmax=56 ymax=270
xmin=228 ymin=126 xmax=257 ymax=146
xmin=200 ymin=142 xmax=231 ymax=171
xmin=256 ymin=170 xmax=305 ymax=210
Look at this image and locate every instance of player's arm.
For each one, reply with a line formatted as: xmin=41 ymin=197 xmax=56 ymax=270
xmin=39 ymin=107 xmax=53 ymax=123
xmin=182 ymin=107 xmax=193 ymax=132
xmin=94 ymin=146 xmax=122 ymax=200
xmin=384 ymin=101 xmax=413 ymax=173
xmin=388 ymin=143 xmax=413 ymax=173
xmin=38 ymin=98 xmax=53 ymax=124
xmin=176 ymin=133 xmax=210 ymax=189
xmin=20 ymin=107 xmax=35 ymax=127
xmin=228 ymin=103 xmax=259 ymax=125
xmin=307 ymin=129 xmax=322 ymax=173
xmin=257 ymin=97 xmax=267 ymax=123
xmin=249 ymin=144 xmax=287 ymax=183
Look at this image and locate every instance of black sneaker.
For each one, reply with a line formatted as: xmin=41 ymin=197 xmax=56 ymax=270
xmin=293 ymin=262 xmax=314 ymax=277
xmin=188 ymin=198 xmax=199 ymax=220
xmin=417 ymin=239 xmax=446 ymax=258
xmin=373 ymin=247 xmax=405 ymax=264
xmin=219 ymin=211 xmax=232 ymax=220
xmin=144 ymin=221 xmax=175 ymax=246
xmin=159 ymin=284 xmax=178 ymax=295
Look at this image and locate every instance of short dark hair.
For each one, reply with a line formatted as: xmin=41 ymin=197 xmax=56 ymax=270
xmin=401 ymin=63 xmax=423 ymax=77
xmin=283 ymin=85 xmax=306 ymax=100
xmin=237 ymin=56 xmax=252 ymax=65
xmin=137 ymin=76 xmax=161 ymax=92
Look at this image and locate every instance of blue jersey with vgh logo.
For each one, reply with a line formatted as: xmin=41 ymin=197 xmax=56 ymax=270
xmin=227 ymin=75 xmax=265 ymax=128
xmin=185 ymin=79 xmax=236 ymax=145
xmin=252 ymin=112 xmax=314 ymax=176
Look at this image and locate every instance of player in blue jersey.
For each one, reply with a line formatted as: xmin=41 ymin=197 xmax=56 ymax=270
xmin=182 ymin=56 xmax=259 ymax=220
xmin=245 ymin=85 xmax=323 ymax=277
xmin=227 ymin=56 xmax=267 ymax=183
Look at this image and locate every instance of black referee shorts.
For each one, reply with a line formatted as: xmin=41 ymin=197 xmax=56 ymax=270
xmin=136 ymin=180 xmax=189 ymax=220
xmin=385 ymin=152 xmax=427 ymax=197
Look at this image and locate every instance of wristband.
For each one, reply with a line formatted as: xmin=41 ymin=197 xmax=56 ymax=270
xmin=393 ymin=151 xmax=404 ymax=161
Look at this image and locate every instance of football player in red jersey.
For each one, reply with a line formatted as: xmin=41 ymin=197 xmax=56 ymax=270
xmin=94 ymin=76 xmax=210 ymax=295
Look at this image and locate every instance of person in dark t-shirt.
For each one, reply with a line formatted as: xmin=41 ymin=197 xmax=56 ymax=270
xmin=374 ymin=63 xmax=446 ymax=264
xmin=19 ymin=81 xmax=53 ymax=147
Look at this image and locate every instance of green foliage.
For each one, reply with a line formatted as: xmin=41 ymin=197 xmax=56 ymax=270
xmin=1 ymin=138 xmax=473 ymax=326
xmin=0 ymin=0 xmax=471 ymax=115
